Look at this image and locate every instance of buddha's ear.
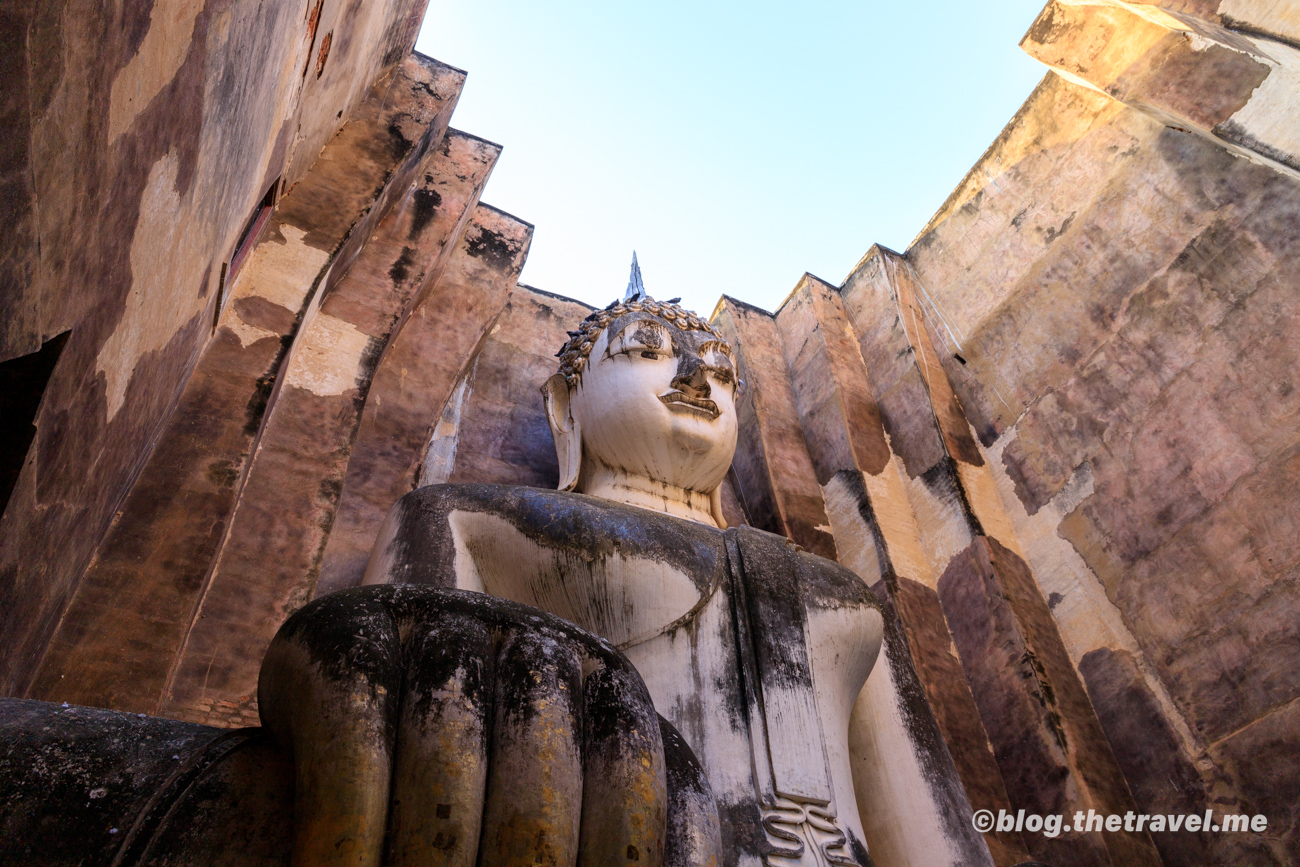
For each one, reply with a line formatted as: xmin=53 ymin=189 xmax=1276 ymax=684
xmin=709 ymin=486 xmax=728 ymax=529
xmin=542 ymin=373 xmax=582 ymax=492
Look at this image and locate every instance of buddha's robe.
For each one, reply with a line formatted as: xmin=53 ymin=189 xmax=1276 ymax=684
xmin=366 ymin=483 xmax=886 ymax=867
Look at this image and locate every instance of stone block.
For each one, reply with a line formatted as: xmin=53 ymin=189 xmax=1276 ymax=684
xmin=775 ymin=272 xmax=1025 ymax=864
xmin=1210 ymin=696 xmax=1300 ymax=862
xmin=442 ymin=286 xmax=585 ymax=490
xmin=939 ymin=537 xmax=1160 ymax=867
xmin=1078 ymin=646 xmax=1284 ymax=866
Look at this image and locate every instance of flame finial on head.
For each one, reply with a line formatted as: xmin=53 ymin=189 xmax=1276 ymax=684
xmin=624 ymin=251 xmax=648 ymax=302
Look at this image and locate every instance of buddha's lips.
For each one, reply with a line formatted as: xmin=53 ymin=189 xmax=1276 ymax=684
xmin=659 ymin=391 xmax=720 ymax=418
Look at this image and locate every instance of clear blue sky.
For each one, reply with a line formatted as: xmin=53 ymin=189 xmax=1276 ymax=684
xmin=416 ymin=1 xmax=1050 ymax=316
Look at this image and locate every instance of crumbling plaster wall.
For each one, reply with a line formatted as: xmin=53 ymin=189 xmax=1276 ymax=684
xmin=0 ymin=0 xmax=430 ymax=696
xmin=900 ymin=2 xmax=1300 ymax=862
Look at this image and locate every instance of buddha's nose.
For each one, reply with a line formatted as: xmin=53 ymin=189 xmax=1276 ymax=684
xmin=672 ymin=355 xmax=711 ymax=398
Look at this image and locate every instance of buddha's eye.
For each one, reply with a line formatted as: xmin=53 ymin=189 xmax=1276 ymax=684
xmin=698 ymin=340 xmax=737 ymax=384
xmin=709 ymin=366 xmax=736 ymax=387
xmin=609 ymin=321 xmax=675 ymax=360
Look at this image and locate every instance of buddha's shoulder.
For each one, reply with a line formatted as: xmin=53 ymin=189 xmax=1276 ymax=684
xmin=720 ymin=523 xmax=883 ymax=613
xmin=392 ymin=483 xmax=725 ymax=559
xmin=389 ymin=486 xmax=877 ymax=610
xmin=792 ymin=545 xmax=883 ymax=612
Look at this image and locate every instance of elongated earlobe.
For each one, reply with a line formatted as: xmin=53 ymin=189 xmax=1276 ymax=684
xmin=542 ymin=374 xmax=582 ymax=491
xmin=709 ymin=486 xmax=727 ymax=529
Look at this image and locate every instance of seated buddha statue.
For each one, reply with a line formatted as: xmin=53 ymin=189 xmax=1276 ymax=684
xmin=337 ymin=279 xmax=891 ymax=865
xmin=0 ymin=271 xmax=990 ymax=867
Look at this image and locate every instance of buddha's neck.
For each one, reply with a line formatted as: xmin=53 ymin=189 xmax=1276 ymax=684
xmin=580 ymin=464 xmax=719 ymax=527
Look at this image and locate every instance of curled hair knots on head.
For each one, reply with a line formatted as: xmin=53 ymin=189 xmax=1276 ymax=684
xmin=553 ymin=298 xmax=725 ymax=387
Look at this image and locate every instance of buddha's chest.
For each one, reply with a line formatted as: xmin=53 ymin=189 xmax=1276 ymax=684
xmin=432 ymin=499 xmax=883 ymax=866
xmin=628 ymin=570 xmax=881 ymax=867
xmin=444 ymin=508 xmax=724 ymax=648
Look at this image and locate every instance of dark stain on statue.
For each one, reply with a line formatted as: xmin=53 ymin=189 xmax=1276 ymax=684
xmin=846 ymin=829 xmax=876 ymax=867
xmin=660 ymin=716 xmax=721 ymax=867
xmin=660 ymin=716 xmax=711 ymax=803
xmin=633 ymin=323 xmax=666 ymax=350
xmin=379 ymin=485 xmax=725 ymax=598
xmin=403 ymin=613 xmax=494 ymax=724
xmin=0 ymin=700 xmax=235 ymax=862
xmin=493 ymin=627 xmax=582 ymax=730
xmin=270 ymin=589 xmax=404 ymax=690
xmin=718 ymin=799 xmax=773 ymax=862
xmin=794 ymin=547 xmax=883 ymax=613
xmin=730 ymin=529 xmax=813 ymax=692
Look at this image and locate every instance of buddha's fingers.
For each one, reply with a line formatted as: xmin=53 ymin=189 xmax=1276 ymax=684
xmin=385 ymin=613 xmax=494 ymax=867
xmin=258 ymin=593 xmax=403 ymax=867
xmin=659 ymin=717 xmax=723 ymax=867
xmin=477 ymin=629 xmax=585 ymax=867
xmin=576 ymin=667 xmax=668 ymax=867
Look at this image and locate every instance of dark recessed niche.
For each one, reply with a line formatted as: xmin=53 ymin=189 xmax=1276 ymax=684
xmin=0 ymin=331 xmax=70 ymax=516
xmin=215 ymin=179 xmax=279 ymax=330
xmin=954 ymin=353 xmax=967 ymax=366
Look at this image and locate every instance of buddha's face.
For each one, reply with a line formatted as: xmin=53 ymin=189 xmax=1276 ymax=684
xmin=568 ymin=311 xmax=739 ymax=494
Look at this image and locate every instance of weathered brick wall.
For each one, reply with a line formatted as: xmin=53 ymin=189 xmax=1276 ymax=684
xmin=900 ymin=3 xmax=1300 ymax=863
xmin=0 ymin=0 xmax=432 ymax=697
xmin=26 ymin=52 xmax=475 ymax=719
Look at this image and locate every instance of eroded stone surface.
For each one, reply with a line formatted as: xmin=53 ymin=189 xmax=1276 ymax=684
xmin=0 ymin=0 xmax=430 ymax=699
xmin=774 ymin=275 xmax=1022 ymax=865
xmin=939 ymin=538 xmax=1161 ymax=867
xmin=0 ymin=698 xmax=293 ymax=865
xmin=317 ymin=205 xmax=531 ymax=597
xmin=157 ymin=131 xmax=500 ymax=724
xmin=712 ymin=297 xmax=837 ymax=560
xmin=27 ymin=51 xmax=459 ymax=717
xmin=6 ymin=2 xmax=1300 ymax=864
xmin=881 ymin=6 xmax=1300 ymax=859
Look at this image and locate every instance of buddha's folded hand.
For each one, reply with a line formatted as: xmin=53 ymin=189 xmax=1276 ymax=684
xmin=257 ymin=584 xmax=717 ymax=867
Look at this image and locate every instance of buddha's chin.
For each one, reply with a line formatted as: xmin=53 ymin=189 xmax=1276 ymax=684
xmin=669 ymin=416 xmax=723 ymax=456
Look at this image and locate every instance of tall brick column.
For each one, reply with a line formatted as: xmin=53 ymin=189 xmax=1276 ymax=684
xmin=842 ymin=246 xmax=1161 ymax=867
